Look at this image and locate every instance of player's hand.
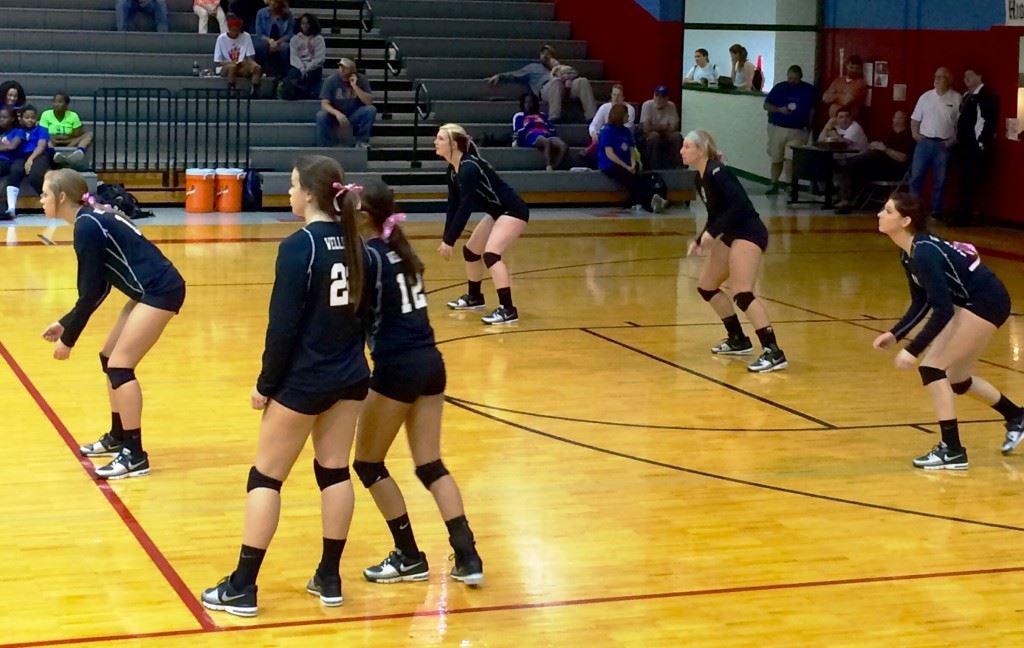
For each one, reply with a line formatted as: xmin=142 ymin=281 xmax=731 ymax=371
xmin=251 ymin=387 xmax=268 ymax=410
xmin=438 ymin=242 xmax=453 ymax=260
xmin=893 ymin=349 xmax=917 ymax=369
xmin=53 ymin=341 xmax=72 ymax=360
xmin=42 ymin=322 xmax=64 ymax=342
xmin=872 ymin=331 xmax=896 ymax=350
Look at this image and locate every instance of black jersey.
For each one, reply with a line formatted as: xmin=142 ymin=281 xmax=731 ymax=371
xmin=697 ymin=160 xmax=762 ymax=239
xmin=59 ymin=207 xmax=184 ymax=347
xmin=443 ymin=153 xmax=529 ymax=246
xmin=256 ymin=221 xmax=375 ymax=397
xmin=365 ymin=238 xmax=436 ymax=360
xmin=891 ymin=233 xmax=1006 ymax=356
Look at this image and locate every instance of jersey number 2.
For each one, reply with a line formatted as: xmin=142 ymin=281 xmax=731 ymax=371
xmin=396 ymin=273 xmax=427 ymax=313
xmin=330 ymin=263 xmax=349 ymax=306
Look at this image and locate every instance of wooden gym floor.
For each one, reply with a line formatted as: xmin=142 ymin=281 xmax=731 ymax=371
xmin=2 ymin=206 xmax=1024 ymax=646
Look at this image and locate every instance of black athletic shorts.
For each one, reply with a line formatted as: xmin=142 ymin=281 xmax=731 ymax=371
xmin=142 ymin=282 xmax=186 ymax=314
xmin=967 ymin=277 xmax=1011 ymax=328
xmin=370 ymin=348 xmax=446 ymax=404
xmin=273 ymin=376 xmax=370 ymax=415
xmin=721 ymin=218 xmax=769 ymax=251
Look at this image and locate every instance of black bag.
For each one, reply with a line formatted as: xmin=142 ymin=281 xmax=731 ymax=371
xmin=95 ymin=182 xmax=154 ymax=219
xmin=638 ymin=172 xmax=668 ymax=212
xmin=243 ymin=169 xmax=263 ymax=211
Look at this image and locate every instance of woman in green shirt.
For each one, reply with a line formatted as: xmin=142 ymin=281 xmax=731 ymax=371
xmin=39 ymin=93 xmax=93 ymax=167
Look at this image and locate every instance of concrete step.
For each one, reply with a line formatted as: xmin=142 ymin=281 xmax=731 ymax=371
xmin=343 ymin=0 xmax=556 ymax=20
xmin=249 ymin=147 xmax=369 ymax=172
xmin=0 ymin=0 xmax=193 ymax=9
xmin=3 ymin=9 xmax=221 ymax=33
xmin=416 ymin=78 xmax=614 ymax=101
xmin=377 ymin=17 xmax=570 ymax=40
xmin=391 ymin=37 xmax=586 ymax=60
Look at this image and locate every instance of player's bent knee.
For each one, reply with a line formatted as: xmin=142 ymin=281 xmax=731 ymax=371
xmin=918 ymin=365 xmax=947 ymax=386
xmin=463 ymin=246 xmax=482 ymax=262
xmin=951 ymin=377 xmax=973 ymax=395
xmin=352 ymin=459 xmax=390 ymax=488
xmin=104 ymin=366 xmax=136 ymax=389
xmin=697 ymin=287 xmax=720 ymax=302
xmin=483 ymin=252 xmax=502 ymax=268
xmin=313 ymin=459 xmax=351 ymax=491
xmin=247 ymin=466 xmax=283 ymax=492
xmin=414 ymin=460 xmax=449 ymax=489
xmin=733 ymin=291 xmax=755 ymax=311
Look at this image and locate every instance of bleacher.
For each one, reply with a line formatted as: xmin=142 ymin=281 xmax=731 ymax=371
xmin=0 ymin=0 xmax=696 ymax=209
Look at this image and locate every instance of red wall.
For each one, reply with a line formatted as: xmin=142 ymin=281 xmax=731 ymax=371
xmin=551 ymin=0 xmax=682 ymax=104
xmin=820 ymin=26 xmax=1024 ymax=224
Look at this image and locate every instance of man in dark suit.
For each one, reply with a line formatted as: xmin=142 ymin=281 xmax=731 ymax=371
xmin=953 ymin=68 xmax=998 ymax=226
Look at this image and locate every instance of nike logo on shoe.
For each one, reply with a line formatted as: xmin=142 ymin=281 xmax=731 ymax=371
xmin=400 ymin=561 xmax=424 ymax=572
xmin=221 ymin=591 xmax=247 ymax=602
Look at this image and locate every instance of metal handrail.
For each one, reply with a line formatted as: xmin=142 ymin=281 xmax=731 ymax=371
xmin=382 ymin=39 xmax=402 ymax=120
xmin=357 ymin=0 xmax=375 ymax=64
xmin=176 ymin=87 xmax=251 ymax=170
xmin=410 ymin=82 xmax=432 ymax=169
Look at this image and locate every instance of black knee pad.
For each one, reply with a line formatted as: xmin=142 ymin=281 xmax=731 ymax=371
xmin=951 ymin=378 xmax=973 ymax=395
xmin=697 ymin=287 xmax=720 ymax=302
xmin=313 ymin=459 xmax=351 ymax=491
xmin=414 ymin=460 xmax=450 ymax=489
xmin=733 ymin=292 xmax=756 ymax=312
xmin=99 ymin=353 xmax=110 ymax=372
xmin=105 ymin=366 xmax=137 ymax=389
xmin=463 ymin=246 xmax=482 ymax=262
xmin=352 ymin=459 xmax=390 ymax=489
xmin=483 ymin=252 xmax=502 ymax=268
xmin=247 ymin=465 xmax=283 ymax=492
xmin=918 ymin=366 xmax=947 ymax=386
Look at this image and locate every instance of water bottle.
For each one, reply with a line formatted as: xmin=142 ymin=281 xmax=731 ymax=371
xmin=192 ymin=60 xmax=200 ymax=77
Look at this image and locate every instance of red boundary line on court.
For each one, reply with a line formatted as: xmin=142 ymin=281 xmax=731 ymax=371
xmin=0 ymin=340 xmax=217 ymax=632
xmin=2 ymin=563 xmax=1024 ymax=647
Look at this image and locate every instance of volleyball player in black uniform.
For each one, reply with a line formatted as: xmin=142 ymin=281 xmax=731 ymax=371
xmin=873 ymin=193 xmax=1024 ymax=469
xmin=353 ymin=179 xmax=484 ymax=586
xmin=201 ymin=156 xmax=374 ymax=617
xmin=435 ymin=123 xmax=530 ymax=325
xmin=681 ymin=129 xmax=787 ymax=373
xmin=40 ymin=168 xmax=185 ymax=479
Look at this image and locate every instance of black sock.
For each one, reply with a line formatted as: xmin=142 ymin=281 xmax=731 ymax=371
xmin=122 ymin=427 xmax=143 ymax=455
xmin=939 ymin=419 xmax=962 ymax=451
xmin=467 ymin=280 xmax=483 ymax=298
xmin=993 ymin=395 xmax=1023 ymax=421
xmin=110 ymin=412 xmax=124 ymax=443
xmin=722 ymin=315 xmax=744 ymax=339
xmin=445 ymin=515 xmax=476 ymax=554
xmin=386 ymin=513 xmax=420 ymax=559
xmin=230 ymin=544 xmax=267 ymax=589
xmin=755 ymin=326 xmax=778 ymax=349
xmin=497 ymin=287 xmax=514 ymax=310
xmin=316 ymin=537 xmax=347 ymax=580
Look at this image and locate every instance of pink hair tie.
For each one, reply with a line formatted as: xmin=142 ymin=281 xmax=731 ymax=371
xmin=381 ymin=212 xmax=407 ymax=242
xmin=331 ymin=182 xmax=363 ymax=212
xmin=81 ymin=192 xmax=97 ymax=207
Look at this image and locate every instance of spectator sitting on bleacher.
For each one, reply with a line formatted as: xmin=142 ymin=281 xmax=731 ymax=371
xmin=0 ymin=81 xmax=27 ymax=115
xmin=115 ymin=0 xmax=169 ymax=33
xmin=281 ymin=13 xmax=325 ymax=100
xmin=513 ymin=93 xmax=567 ymax=171
xmin=254 ymin=0 xmax=295 ymax=80
xmin=640 ymin=85 xmax=682 ymax=170
xmin=598 ymin=104 xmax=642 ymax=209
xmin=486 ymin=45 xmax=596 ymax=122
xmin=317 ymin=58 xmax=376 ymax=148
xmin=194 ymin=0 xmax=228 ymax=34
xmin=42 ymin=93 xmax=94 ymax=169
xmin=215 ymin=14 xmax=263 ymax=92
xmin=0 ymin=108 xmax=26 ymax=220
xmin=5 ymin=105 xmax=51 ymax=219
xmin=588 ymin=84 xmax=635 ymax=144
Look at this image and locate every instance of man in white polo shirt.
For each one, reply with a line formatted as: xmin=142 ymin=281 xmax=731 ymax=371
xmin=909 ymin=67 xmax=961 ymax=216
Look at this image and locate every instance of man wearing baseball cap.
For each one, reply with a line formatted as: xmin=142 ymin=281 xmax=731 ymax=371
xmin=639 ymin=85 xmax=682 ymax=169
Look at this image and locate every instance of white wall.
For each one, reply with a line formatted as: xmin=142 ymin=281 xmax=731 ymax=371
xmin=685 ymin=0 xmax=816 ymax=25
xmin=773 ymin=31 xmax=817 ymax=85
xmin=681 ymin=88 xmax=772 ymax=179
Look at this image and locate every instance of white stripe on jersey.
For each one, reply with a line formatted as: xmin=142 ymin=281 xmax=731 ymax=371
xmin=301 ymin=227 xmax=316 ymax=292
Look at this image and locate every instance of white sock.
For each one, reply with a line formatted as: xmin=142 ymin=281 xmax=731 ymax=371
xmin=6 ymin=185 xmax=18 ymax=213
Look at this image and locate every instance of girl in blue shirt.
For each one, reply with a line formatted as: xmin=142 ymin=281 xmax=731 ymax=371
xmin=0 ymin=107 xmax=25 ymax=220
xmin=6 ymin=104 xmax=52 ymax=218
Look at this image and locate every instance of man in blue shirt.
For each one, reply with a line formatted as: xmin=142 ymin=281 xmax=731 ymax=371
xmin=763 ymin=65 xmax=817 ymax=194
xmin=317 ymin=58 xmax=376 ymax=147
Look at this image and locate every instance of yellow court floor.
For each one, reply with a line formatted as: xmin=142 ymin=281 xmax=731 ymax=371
xmin=3 ymin=212 xmax=1024 ymax=646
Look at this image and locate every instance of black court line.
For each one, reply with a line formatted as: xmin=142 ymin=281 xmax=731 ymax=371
xmin=445 ymin=398 xmax=1024 ymax=534
xmin=581 ymin=328 xmax=835 ymax=429
xmin=911 ymin=424 xmax=936 ymax=435
xmin=625 ymin=321 xmax=641 ymax=327
xmin=445 ymin=396 xmax=1003 ymax=434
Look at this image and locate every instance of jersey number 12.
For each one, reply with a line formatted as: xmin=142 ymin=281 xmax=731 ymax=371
xmin=396 ymin=273 xmax=427 ymax=313
xmin=330 ymin=263 xmax=349 ymax=306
